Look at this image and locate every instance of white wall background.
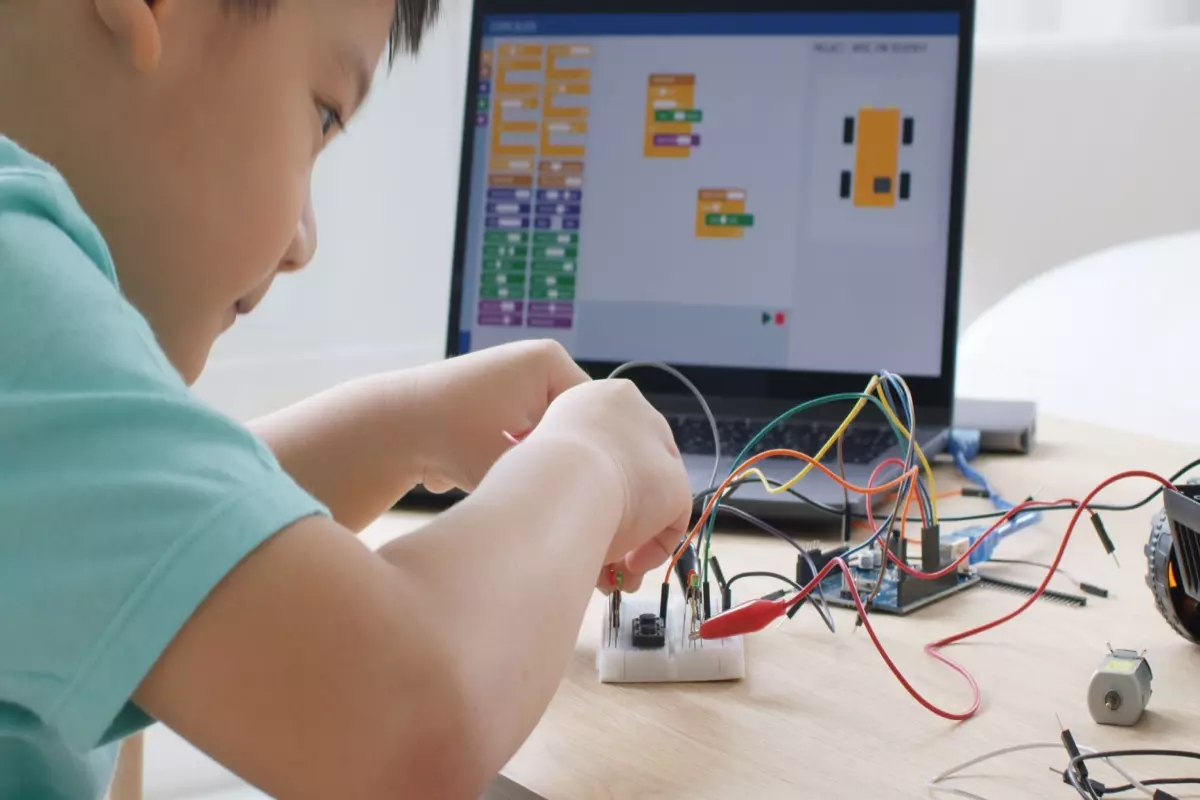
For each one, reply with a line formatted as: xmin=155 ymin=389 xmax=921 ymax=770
xmin=977 ymin=0 xmax=1200 ymax=34
xmin=194 ymin=0 xmax=1200 ymax=420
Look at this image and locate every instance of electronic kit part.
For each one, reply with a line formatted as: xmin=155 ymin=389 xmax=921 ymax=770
xmin=597 ymin=594 xmax=744 ymax=683
xmin=1087 ymin=646 xmax=1152 ymax=727
xmin=631 ymin=613 xmax=666 ymax=650
xmin=1146 ymin=486 xmax=1200 ymax=644
xmin=673 ymin=541 xmax=701 ymax=595
xmin=817 ymin=542 xmax=979 ymax=616
xmin=658 ymin=583 xmax=669 ymax=626
xmin=978 ymin=574 xmax=1088 ymax=607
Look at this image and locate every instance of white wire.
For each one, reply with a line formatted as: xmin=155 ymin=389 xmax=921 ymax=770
xmin=925 ymin=741 xmax=1154 ymax=800
xmin=607 ymin=361 xmax=720 ymax=489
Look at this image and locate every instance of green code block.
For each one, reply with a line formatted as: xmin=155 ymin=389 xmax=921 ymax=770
xmin=483 ymin=244 xmax=530 ymax=259
xmin=532 ymin=245 xmax=578 ymax=260
xmin=484 ymin=231 xmax=529 ymax=245
xmin=530 ymin=285 xmax=575 ymax=301
xmin=479 ymin=284 xmax=527 ymax=300
xmin=529 ymin=259 xmax=577 ymax=275
xmin=531 ymin=274 xmax=575 ymax=290
xmin=480 ymin=258 xmax=527 ymax=272
xmin=655 ymin=109 xmax=702 ymax=122
xmin=533 ymin=232 xmax=578 ymax=246
xmin=480 ymin=270 xmax=527 ymax=286
xmin=704 ymin=213 xmax=755 ymax=227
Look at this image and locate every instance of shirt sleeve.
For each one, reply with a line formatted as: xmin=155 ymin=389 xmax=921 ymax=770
xmin=0 ymin=198 xmax=328 ymax=753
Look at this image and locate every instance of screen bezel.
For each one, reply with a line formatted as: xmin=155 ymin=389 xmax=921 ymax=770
xmin=445 ymin=0 xmax=976 ymax=425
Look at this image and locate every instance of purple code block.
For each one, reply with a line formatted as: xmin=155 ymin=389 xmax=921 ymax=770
xmin=528 ymin=302 xmax=573 ymax=318
xmin=652 ymin=134 xmax=700 ymax=147
xmin=526 ymin=316 xmax=574 ymax=329
xmin=485 ymin=216 xmax=529 ymax=230
xmin=561 ymin=217 xmax=581 ymax=230
xmin=486 ymin=202 xmax=531 ymax=215
xmin=535 ymin=203 xmax=582 ymax=216
xmin=488 ymin=188 xmax=533 ymax=201
xmin=476 ymin=114 xmax=488 ymax=127
xmin=478 ymin=300 xmax=525 ymax=314
xmin=477 ymin=313 xmax=524 ymax=327
xmin=536 ymin=189 xmax=583 ymax=203
xmin=534 ymin=217 xmax=552 ymax=229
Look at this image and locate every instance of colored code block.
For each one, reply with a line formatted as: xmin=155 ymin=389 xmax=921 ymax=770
xmin=482 ymin=245 xmax=529 ymax=259
xmin=644 ymin=74 xmax=697 ymax=159
xmin=533 ymin=232 xmax=578 ymax=245
xmin=530 ymin=285 xmax=575 ymax=300
xmin=529 ymin=260 xmax=577 ymax=274
xmin=479 ymin=284 xmax=527 ymax=300
xmin=695 ymin=189 xmax=750 ymax=239
xmin=484 ymin=231 xmax=529 ymax=244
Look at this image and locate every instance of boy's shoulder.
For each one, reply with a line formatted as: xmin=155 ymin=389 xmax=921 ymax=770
xmin=0 ymin=135 xmax=118 ymax=289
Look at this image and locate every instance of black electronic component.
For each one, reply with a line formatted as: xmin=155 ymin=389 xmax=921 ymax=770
xmin=709 ymin=555 xmax=732 ymax=611
xmin=921 ymin=524 xmax=941 ymax=571
xmin=962 ymin=486 xmax=991 ymax=498
xmin=631 ymin=612 xmax=665 ymax=649
xmin=1147 ymin=487 xmax=1200 ymax=643
xmin=797 ymin=546 xmax=849 ymax=586
xmin=702 ymin=581 xmax=711 ymax=619
xmin=1080 ymin=582 xmax=1110 ymax=599
xmin=890 ymin=533 xmax=962 ymax=609
xmin=673 ymin=542 xmax=701 ymax=595
xmin=1090 ymin=512 xmax=1118 ymax=562
xmin=658 ymin=582 xmax=670 ymax=625
xmin=979 ymin=575 xmax=1087 ymax=607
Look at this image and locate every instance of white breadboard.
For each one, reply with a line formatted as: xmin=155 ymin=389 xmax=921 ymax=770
xmin=596 ymin=594 xmax=745 ymax=684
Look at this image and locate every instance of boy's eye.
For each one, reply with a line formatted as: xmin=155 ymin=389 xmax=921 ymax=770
xmin=317 ymin=103 xmax=344 ymax=137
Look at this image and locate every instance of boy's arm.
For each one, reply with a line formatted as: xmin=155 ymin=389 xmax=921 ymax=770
xmin=247 ymin=370 xmax=426 ymax=532
xmin=134 ymin=417 xmax=687 ymax=800
xmin=249 ymin=342 xmax=591 ymax=533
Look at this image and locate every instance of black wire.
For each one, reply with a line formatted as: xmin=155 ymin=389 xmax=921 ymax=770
xmin=726 ymin=571 xmax=803 ymax=592
xmin=706 ymin=504 xmax=836 ymax=633
xmin=1106 ymin=778 xmax=1200 ymax=795
xmin=1067 ymin=750 xmax=1200 ymax=799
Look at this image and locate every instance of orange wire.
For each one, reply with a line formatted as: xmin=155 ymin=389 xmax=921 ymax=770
xmin=663 ymin=448 xmax=919 ymax=582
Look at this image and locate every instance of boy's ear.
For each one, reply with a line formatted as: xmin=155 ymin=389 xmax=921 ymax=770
xmin=93 ymin=0 xmax=163 ymax=73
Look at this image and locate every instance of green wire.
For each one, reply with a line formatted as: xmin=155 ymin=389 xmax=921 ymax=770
xmin=700 ymin=391 xmax=918 ymax=589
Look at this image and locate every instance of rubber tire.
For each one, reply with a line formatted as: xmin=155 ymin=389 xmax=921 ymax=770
xmin=1146 ymin=507 xmax=1200 ymax=644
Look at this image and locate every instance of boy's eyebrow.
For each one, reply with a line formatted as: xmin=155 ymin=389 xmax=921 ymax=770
xmin=339 ymin=47 xmax=375 ymax=114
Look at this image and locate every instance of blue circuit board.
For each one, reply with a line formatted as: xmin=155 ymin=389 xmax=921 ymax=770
xmin=816 ymin=566 xmax=981 ymax=615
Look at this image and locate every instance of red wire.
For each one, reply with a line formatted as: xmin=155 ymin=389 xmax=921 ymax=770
xmin=708 ymin=469 xmax=1176 ymax=722
xmin=864 ymin=458 xmax=905 ymax=534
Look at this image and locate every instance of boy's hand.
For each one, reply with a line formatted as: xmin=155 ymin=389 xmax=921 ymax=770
xmin=412 ymin=340 xmax=590 ymax=493
xmin=530 ymin=379 xmax=693 ymax=591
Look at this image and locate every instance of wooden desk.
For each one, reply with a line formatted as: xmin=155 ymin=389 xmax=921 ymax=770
xmin=366 ymin=418 xmax=1200 ymax=799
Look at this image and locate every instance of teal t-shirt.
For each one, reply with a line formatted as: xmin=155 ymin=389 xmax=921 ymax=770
xmin=0 ymin=137 xmax=329 ymax=797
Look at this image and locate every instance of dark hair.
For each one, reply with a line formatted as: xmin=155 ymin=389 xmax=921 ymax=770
xmin=225 ymin=0 xmax=442 ymax=58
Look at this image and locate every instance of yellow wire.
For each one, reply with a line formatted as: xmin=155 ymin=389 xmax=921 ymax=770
xmin=872 ymin=380 xmax=940 ymax=524
xmin=727 ymin=373 xmax=941 ymax=525
xmin=736 ymin=375 xmax=880 ymax=494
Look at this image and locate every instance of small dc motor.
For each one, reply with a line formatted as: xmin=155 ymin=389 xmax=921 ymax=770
xmin=1087 ymin=646 xmax=1153 ymax=727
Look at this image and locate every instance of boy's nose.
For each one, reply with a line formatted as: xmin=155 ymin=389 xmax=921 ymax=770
xmin=279 ymin=195 xmax=318 ymax=273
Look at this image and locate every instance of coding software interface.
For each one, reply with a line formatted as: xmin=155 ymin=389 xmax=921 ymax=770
xmin=457 ymin=12 xmax=962 ymax=377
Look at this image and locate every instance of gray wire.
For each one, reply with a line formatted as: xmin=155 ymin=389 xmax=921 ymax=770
xmin=608 ymin=361 xmax=720 ymax=490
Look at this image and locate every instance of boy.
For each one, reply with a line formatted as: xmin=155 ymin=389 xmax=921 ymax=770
xmin=0 ymin=1 xmax=693 ymax=797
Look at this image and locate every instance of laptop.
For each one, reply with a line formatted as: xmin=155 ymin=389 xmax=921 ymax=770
xmin=436 ymin=0 xmax=976 ymax=522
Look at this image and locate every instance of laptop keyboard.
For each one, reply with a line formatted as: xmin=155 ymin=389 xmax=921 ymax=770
xmin=667 ymin=415 xmax=897 ymax=465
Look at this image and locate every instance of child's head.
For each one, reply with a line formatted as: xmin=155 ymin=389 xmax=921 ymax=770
xmin=0 ymin=0 xmax=439 ymax=382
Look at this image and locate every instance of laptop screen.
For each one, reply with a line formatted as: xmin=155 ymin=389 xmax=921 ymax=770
xmin=454 ymin=10 xmax=963 ymax=379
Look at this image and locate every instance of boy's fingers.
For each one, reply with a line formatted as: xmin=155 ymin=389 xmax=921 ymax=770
xmin=621 ymin=534 xmax=673 ymax=577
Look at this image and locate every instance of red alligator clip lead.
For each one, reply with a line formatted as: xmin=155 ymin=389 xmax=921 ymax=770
xmin=697 ymin=597 xmax=789 ymax=639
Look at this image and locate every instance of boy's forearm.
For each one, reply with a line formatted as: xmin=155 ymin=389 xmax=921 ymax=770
xmin=249 ymin=371 xmax=423 ymax=532
xmin=379 ymin=435 xmax=619 ymax=794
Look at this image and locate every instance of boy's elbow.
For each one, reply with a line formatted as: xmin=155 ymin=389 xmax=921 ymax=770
xmin=370 ymin=644 xmax=498 ymax=799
